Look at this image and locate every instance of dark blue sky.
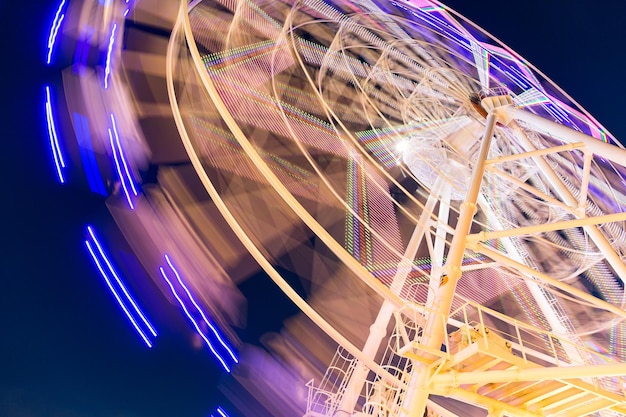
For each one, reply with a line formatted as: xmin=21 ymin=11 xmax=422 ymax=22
xmin=2 ymin=1 xmax=626 ymax=416
xmin=3 ymin=1 xmax=231 ymax=416
xmin=443 ymin=0 xmax=626 ymax=142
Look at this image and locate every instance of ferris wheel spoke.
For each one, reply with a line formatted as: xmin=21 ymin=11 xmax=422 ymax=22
xmin=425 ymin=179 xmax=451 ymax=307
xmin=470 ymin=242 xmax=626 ymax=321
xmin=468 ymin=212 xmax=626 ymax=246
xmin=499 ymin=119 xmax=626 ymax=288
xmin=485 ymin=166 xmax=574 ymax=213
xmin=501 ymin=106 xmax=626 ymax=167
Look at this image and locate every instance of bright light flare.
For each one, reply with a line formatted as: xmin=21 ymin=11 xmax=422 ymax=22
xmin=395 ymin=139 xmax=409 ymax=153
xmin=395 ymin=140 xmax=409 ymax=165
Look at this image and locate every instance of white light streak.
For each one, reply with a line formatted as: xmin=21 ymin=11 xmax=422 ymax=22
xmin=104 ymin=23 xmax=117 ymax=89
xmin=46 ymin=0 xmax=66 ymax=64
xmin=45 ymin=86 xmax=66 ymax=183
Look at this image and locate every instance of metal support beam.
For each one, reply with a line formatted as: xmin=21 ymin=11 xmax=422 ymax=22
xmin=429 ymin=387 xmax=541 ymax=417
xmin=467 ymin=211 xmax=626 ymax=243
xmin=426 ymin=181 xmax=452 ymax=307
xmin=504 ymin=120 xmax=626 ymax=284
xmin=496 ymin=106 xmax=626 ymax=167
xmin=469 ymin=242 xmax=626 ymax=320
xmin=485 ymin=142 xmax=584 ymax=165
xmin=487 ymin=408 xmax=505 ymax=417
xmin=578 ymin=150 xmax=593 ymax=212
xmin=431 ymin=363 xmax=626 ymax=387
xmin=335 ymin=180 xmax=441 ymax=414
xmin=484 ymin=166 xmax=573 ymax=212
xmin=402 ymin=112 xmax=498 ymax=417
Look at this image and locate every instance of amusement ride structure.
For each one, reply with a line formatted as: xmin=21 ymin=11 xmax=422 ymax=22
xmin=45 ymin=0 xmax=626 ymax=415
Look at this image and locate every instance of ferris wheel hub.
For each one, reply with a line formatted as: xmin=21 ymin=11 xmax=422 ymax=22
xmin=402 ymin=119 xmax=488 ymax=200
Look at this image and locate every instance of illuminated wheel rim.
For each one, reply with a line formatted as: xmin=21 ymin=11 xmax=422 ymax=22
xmin=48 ymin=0 xmax=626 ymax=415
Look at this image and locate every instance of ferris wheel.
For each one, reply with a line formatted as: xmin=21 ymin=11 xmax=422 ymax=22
xmin=48 ymin=0 xmax=626 ymax=416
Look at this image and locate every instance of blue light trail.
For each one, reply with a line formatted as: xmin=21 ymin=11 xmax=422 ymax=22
xmin=159 ymin=266 xmax=232 ymax=372
xmin=109 ymin=114 xmax=139 ymax=196
xmin=164 ymin=254 xmax=239 ymax=364
xmin=108 ymin=113 xmax=139 ymax=209
xmin=216 ymin=406 xmax=230 ymax=417
xmin=108 ymin=128 xmax=136 ymax=209
xmin=46 ymin=0 xmax=66 ymax=64
xmin=45 ymin=86 xmax=67 ymax=183
xmin=85 ymin=226 xmax=157 ymax=347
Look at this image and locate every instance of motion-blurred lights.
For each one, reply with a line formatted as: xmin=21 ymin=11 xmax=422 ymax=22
xmin=46 ymin=0 xmax=66 ymax=64
xmin=159 ymin=266 xmax=232 ymax=372
xmin=216 ymin=407 xmax=230 ymax=417
xmin=108 ymin=113 xmax=139 ymax=209
xmin=104 ymin=23 xmax=117 ymax=89
xmin=44 ymin=86 xmax=67 ymax=183
xmin=85 ymin=226 xmax=157 ymax=347
xmin=123 ymin=0 xmax=132 ymax=17
xmin=164 ymin=254 xmax=239 ymax=364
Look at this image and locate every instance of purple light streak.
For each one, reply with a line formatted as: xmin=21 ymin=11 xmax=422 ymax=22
xmin=104 ymin=23 xmax=117 ymax=89
xmin=45 ymin=86 xmax=66 ymax=183
xmin=164 ymin=254 xmax=239 ymax=364
xmin=108 ymin=114 xmax=138 ymax=209
xmin=85 ymin=226 xmax=157 ymax=347
xmin=159 ymin=266 xmax=232 ymax=372
xmin=46 ymin=0 xmax=66 ymax=64
xmin=123 ymin=0 xmax=132 ymax=17
xmin=73 ymin=27 xmax=93 ymax=73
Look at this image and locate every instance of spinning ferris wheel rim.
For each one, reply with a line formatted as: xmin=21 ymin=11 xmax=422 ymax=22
xmin=41 ymin=0 xmax=626 ymax=415
xmin=172 ymin=0 xmax=624 ymax=328
xmin=160 ymin=0 xmax=626 ymax=415
xmin=166 ymin=0 xmax=392 ymax=371
xmin=169 ymin=0 xmax=626 ymax=300
xmin=170 ymin=0 xmax=417 ymax=301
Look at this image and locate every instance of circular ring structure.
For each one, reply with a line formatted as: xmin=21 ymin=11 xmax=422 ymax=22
xmin=48 ymin=0 xmax=626 ymax=416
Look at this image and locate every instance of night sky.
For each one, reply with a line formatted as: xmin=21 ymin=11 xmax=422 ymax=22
xmin=3 ymin=1 xmax=626 ymax=416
